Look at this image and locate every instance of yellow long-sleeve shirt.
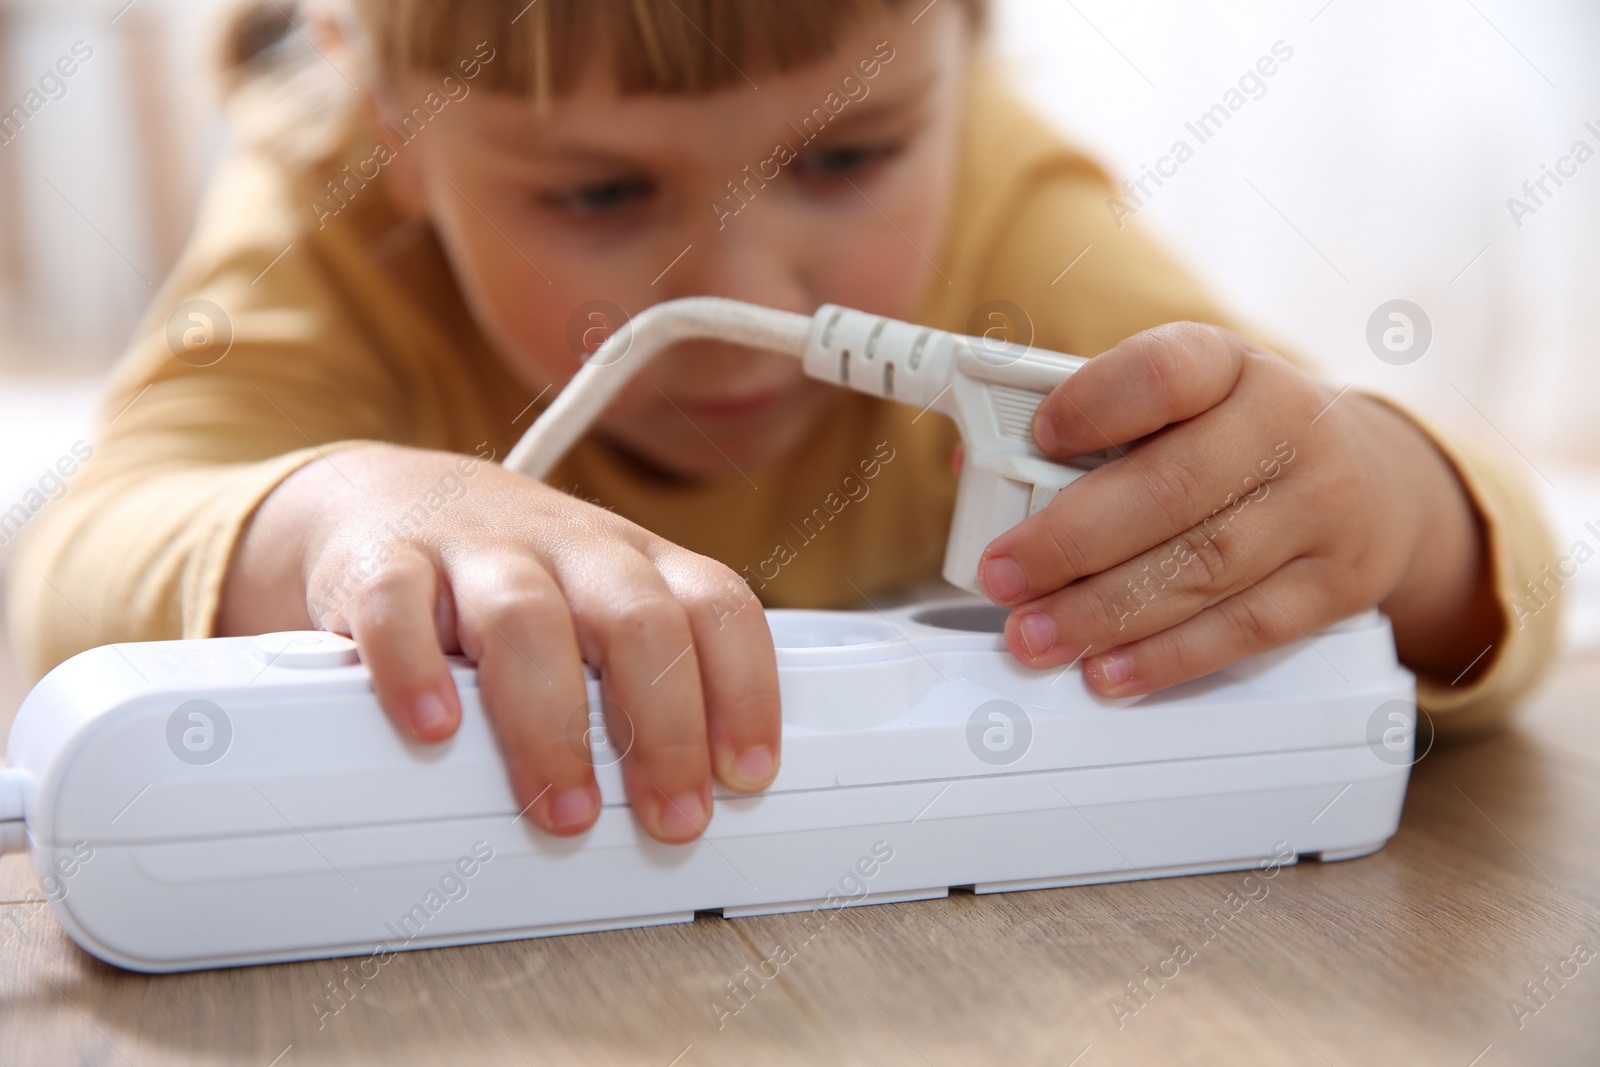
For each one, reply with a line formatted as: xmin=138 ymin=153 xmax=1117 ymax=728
xmin=5 ymin=65 xmax=1561 ymax=737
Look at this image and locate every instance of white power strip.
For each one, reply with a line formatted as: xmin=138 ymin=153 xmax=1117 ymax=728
xmin=3 ymin=598 xmax=1416 ymax=973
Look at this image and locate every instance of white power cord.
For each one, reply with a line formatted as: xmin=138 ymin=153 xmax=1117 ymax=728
xmin=0 ymin=767 xmax=26 ymax=856
xmin=505 ymin=298 xmax=812 ymax=479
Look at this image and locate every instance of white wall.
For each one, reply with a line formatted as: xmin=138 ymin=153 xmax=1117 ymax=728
xmin=993 ymin=0 xmax=1600 ymax=466
xmin=0 ymin=0 xmax=226 ymax=368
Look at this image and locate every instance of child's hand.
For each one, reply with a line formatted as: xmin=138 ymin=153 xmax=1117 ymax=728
xmin=975 ymin=323 xmax=1499 ymax=695
xmin=219 ymin=444 xmax=780 ymax=844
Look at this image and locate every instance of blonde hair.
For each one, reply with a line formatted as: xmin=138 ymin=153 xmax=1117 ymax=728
xmin=223 ymin=0 xmax=986 ymax=95
xmin=220 ymin=0 xmax=984 ymax=168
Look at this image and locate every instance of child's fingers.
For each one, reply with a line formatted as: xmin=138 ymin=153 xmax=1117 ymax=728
xmin=1031 ymin=323 xmax=1244 ymax=459
xmin=553 ymin=545 xmax=714 ymax=844
xmin=448 ymin=553 xmax=598 ymax=837
xmin=981 ymin=400 xmax=1285 ymax=604
xmin=650 ymin=547 xmax=781 ymax=795
xmin=344 ymin=545 xmax=462 ymax=743
xmin=1079 ymin=559 xmax=1353 ymax=697
xmin=1000 ymin=483 xmax=1311 ymax=668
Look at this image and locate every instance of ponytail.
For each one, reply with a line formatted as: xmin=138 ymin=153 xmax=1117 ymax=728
xmin=218 ymin=1 xmax=298 ymax=91
xmin=214 ymin=0 xmax=360 ymax=168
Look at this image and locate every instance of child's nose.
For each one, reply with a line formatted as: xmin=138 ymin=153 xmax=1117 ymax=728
xmin=664 ymin=216 xmax=812 ymax=316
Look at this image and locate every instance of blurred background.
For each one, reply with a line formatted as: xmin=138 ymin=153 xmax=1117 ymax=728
xmin=1 ymin=0 xmax=1597 ymax=681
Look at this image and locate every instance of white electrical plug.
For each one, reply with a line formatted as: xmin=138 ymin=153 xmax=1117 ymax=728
xmin=505 ymin=297 xmax=1113 ymax=593
xmin=796 ymin=304 xmax=1114 ymax=593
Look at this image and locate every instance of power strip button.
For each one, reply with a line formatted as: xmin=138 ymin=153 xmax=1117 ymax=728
xmin=250 ymin=631 xmax=361 ymax=670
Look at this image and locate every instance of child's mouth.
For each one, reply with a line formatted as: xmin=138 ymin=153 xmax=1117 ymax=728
xmin=673 ymin=390 xmax=784 ymax=422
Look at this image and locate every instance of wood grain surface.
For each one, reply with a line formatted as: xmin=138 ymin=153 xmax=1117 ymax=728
xmin=2 ymin=633 xmax=1596 ymax=1066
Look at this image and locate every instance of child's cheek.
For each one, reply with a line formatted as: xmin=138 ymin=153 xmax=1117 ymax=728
xmin=810 ymin=126 xmax=962 ymax=318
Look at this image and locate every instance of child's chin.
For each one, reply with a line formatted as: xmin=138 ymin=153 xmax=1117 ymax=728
xmin=595 ymin=435 xmax=755 ymax=483
xmin=603 ymin=405 xmax=822 ymax=483
xmin=606 ymin=431 xmax=793 ymax=485
xmin=673 ymin=437 xmax=790 ymax=480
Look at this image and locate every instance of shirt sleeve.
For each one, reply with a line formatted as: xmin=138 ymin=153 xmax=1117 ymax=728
xmin=1356 ymin=394 xmax=1564 ymax=736
xmin=4 ymin=144 xmax=422 ymax=682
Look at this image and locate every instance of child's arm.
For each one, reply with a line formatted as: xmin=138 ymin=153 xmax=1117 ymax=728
xmin=976 ymin=324 xmax=1504 ymax=696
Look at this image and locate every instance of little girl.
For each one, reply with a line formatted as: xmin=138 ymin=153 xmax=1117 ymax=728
xmin=8 ymin=0 xmax=1559 ymax=845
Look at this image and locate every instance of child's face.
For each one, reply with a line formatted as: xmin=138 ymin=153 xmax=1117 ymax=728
xmin=385 ymin=4 xmax=968 ymax=480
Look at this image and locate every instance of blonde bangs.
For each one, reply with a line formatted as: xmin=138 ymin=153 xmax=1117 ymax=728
xmin=217 ymin=0 xmax=984 ymax=167
xmin=349 ymin=0 xmax=984 ymax=97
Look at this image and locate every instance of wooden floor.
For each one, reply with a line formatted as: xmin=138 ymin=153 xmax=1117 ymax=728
xmin=2 ymin=626 xmax=1597 ymax=1065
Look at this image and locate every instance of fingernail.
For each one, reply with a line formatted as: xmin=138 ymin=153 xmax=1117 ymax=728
xmin=546 ymin=786 xmax=596 ymax=832
xmin=1032 ymin=410 xmax=1060 ymax=454
xmin=981 ymin=556 xmax=1027 ymax=602
xmin=412 ymin=692 xmax=451 ymax=733
xmin=1090 ymin=650 xmax=1134 ymax=690
xmin=1018 ymin=612 xmax=1057 ymax=657
xmin=732 ymin=744 xmax=775 ymax=787
xmin=659 ymin=790 xmax=707 ymax=837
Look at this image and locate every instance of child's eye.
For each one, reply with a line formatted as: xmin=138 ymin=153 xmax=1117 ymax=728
xmin=795 ymin=142 xmax=901 ymax=179
xmin=540 ymin=176 xmax=655 ymax=216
